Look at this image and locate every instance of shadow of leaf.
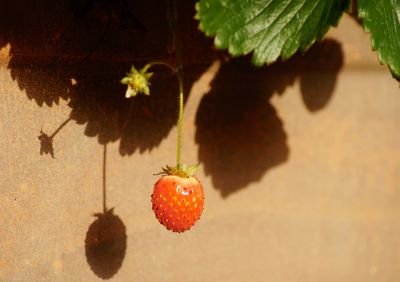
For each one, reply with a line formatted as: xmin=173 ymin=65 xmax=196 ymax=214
xmin=195 ymin=40 xmax=344 ymax=197
xmin=66 ymin=61 xmax=185 ymax=155
xmin=299 ymin=39 xmax=344 ymax=112
xmin=196 ymin=58 xmax=291 ymax=197
xmin=0 ymin=0 xmax=215 ymax=156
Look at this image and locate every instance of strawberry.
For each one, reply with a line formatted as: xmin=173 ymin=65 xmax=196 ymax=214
xmin=152 ymin=166 xmax=204 ymax=233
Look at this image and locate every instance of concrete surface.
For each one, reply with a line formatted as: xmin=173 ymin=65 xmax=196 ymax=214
xmin=1 ymin=1 xmax=400 ymax=281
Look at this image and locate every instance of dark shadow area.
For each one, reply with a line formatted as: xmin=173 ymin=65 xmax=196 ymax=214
xmin=348 ymin=1 xmax=360 ymax=22
xmin=38 ymin=131 xmax=55 ymax=158
xmin=0 ymin=0 xmax=215 ymax=156
xmin=195 ymin=58 xmax=291 ymax=197
xmin=66 ymin=61 xmax=186 ymax=155
xmin=85 ymin=208 xmax=127 ymax=279
xmin=0 ymin=0 xmax=343 ymax=195
xmin=85 ymin=145 xmax=127 ymax=279
xmin=196 ymin=39 xmax=343 ymax=197
xmin=38 ymin=117 xmax=72 ymax=158
xmin=299 ymin=39 xmax=344 ymax=112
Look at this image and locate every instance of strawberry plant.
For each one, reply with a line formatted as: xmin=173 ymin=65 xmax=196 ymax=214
xmin=122 ymin=0 xmax=205 ymax=233
xmin=121 ymin=0 xmax=400 ymax=232
xmin=195 ymin=0 xmax=400 ymax=80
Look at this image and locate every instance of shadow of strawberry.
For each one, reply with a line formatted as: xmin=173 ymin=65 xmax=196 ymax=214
xmin=85 ymin=208 xmax=127 ymax=280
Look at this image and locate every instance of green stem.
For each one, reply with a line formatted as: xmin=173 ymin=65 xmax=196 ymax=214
xmin=177 ymin=71 xmax=184 ymax=168
xmin=168 ymin=0 xmax=184 ymax=168
xmin=147 ymin=61 xmax=176 ymax=73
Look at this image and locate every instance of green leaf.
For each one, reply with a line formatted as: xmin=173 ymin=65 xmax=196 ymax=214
xmin=158 ymin=164 xmax=199 ymax=178
xmin=120 ymin=77 xmax=131 ymax=84
xmin=358 ymin=0 xmax=400 ymax=80
xmin=196 ymin=0 xmax=349 ymax=66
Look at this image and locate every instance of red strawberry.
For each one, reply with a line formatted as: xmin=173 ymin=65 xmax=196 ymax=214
xmin=152 ymin=171 xmax=204 ymax=233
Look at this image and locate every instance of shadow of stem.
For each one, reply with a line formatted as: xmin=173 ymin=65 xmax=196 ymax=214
xmin=85 ymin=144 xmax=127 ymax=279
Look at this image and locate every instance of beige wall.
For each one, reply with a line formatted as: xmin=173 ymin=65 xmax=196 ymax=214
xmin=1 ymin=2 xmax=400 ymax=282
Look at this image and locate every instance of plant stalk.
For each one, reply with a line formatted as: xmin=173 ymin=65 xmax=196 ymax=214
xmin=168 ymin=0 xmax=184 ymax=168
xmin=147 ymin=61 xmax=176 ymax=73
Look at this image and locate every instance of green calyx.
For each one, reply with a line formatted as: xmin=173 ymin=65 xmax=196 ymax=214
xmin=158 ymin=164 xmax=198 ymax=178
xmin=121 ymin=64 xmax=154 ymax=98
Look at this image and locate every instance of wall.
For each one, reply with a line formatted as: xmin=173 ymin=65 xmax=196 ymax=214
xmin=1 ymin=1 xmax=400 ymax=281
